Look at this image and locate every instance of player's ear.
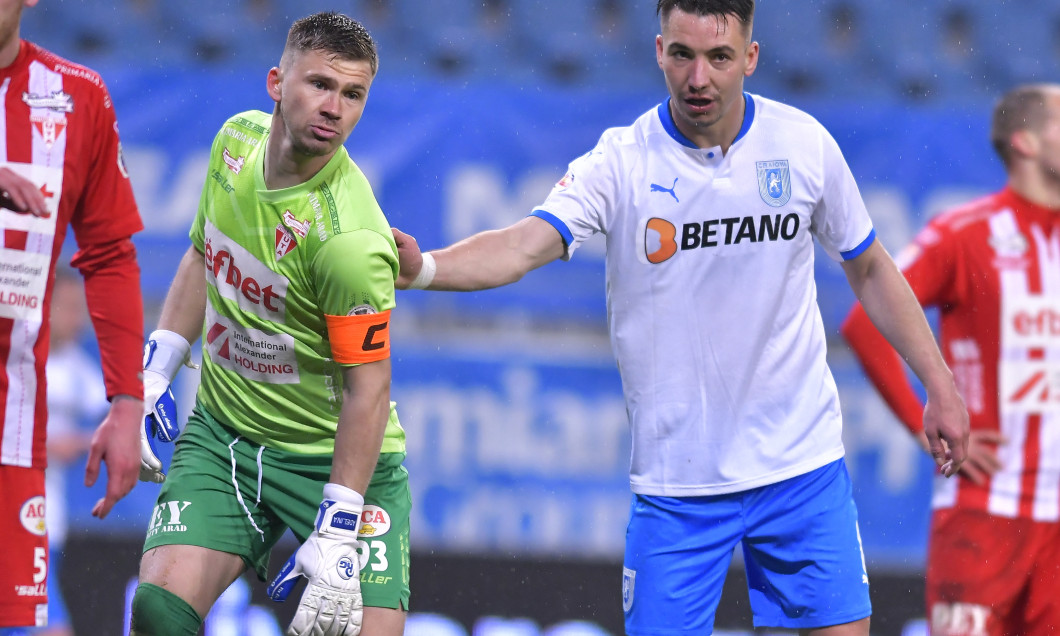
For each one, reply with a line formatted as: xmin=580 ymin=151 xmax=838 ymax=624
xmin=744 ymin=40 xmax=759 ymax=77
xmin=24 ymin=0 xmax=40 ymax=8
xmin=1010 ymin=128 xmax=1039 ymax=161
xmin=266 ymin=67 xmax=282 ymax=102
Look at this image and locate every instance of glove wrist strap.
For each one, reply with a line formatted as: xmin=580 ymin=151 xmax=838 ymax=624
xmin=144 ymin=329 xmax=194 ymax=381
xmin=316 ymin=483 xmax=364 ymax=538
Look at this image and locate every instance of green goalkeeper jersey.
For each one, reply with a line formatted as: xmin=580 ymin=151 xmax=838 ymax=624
xmin=189 ymin=110 xmax=404 ymax=455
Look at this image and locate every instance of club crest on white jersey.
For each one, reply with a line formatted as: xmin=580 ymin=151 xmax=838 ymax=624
xmin=757 ymin=160 xmax=791 ymax=207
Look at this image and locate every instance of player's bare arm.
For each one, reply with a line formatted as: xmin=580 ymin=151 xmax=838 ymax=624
xmin=266 ymin=360 xmax=393 ymax=634
xmin=392 ymin=215 xmax=565 ymax=291
xmin=156 ymin=245 xmax=209 ymax=343
xmin=331 ymin=360 xmax=391 ymax=493
xmin=81 ymin=239 xmax=148 ymax=516
xmin=138 ymin=245 xmax=206 ymax=483
xmin=841 ymin=239 xmax=970 ymax=476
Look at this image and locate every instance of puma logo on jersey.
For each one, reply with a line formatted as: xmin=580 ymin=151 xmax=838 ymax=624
xmin=650 ymin=178 xmax=679 ymax=203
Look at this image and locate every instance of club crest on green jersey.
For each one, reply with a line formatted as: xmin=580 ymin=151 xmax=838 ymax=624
xmin=275 ymin=225 xmax=296 ymax=261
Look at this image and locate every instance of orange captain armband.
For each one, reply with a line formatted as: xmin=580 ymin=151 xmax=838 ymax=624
xmin=325 ymin=309 xmax=392 ymax=364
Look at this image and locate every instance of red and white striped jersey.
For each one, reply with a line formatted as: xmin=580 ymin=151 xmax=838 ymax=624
xmin=0 ymin=41 xmax=143 ymax=469
xmin=844 ymin=187 xmax=1060 ymax=522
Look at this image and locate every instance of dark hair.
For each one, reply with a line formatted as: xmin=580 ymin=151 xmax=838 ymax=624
xmin=656 ymin=0 xmax=754 ymax=27
xmin=282 ymin=12 xmax=378 ymax=76
xmin=991 ymin=85 xmax=1051 ymax=168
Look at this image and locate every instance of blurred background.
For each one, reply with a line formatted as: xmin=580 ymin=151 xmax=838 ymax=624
xmin=22 ymin=0 xmax=1060 ymax=635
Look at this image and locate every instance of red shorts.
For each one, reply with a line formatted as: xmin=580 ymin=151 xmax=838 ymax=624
xmin=926 ymin=507 xmax=1060 ymax=636
xmin=0 ymin=465 xmax=48 ymax=628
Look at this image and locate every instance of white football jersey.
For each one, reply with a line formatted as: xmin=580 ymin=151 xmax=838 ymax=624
xmin=533 ymin=94 xmax=875 ymax=496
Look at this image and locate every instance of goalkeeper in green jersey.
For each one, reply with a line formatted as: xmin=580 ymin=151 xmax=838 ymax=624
xmin=130 ymin=12 xmax=409 ymax=636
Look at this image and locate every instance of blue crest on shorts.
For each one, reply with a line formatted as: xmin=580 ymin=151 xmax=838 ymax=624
xmin=757 ymin=160 xmax=791 ymax=207
xmin=622 ymin=567 xmax=635 ymax=613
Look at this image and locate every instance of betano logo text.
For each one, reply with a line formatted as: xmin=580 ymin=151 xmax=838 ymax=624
xmin=645 ymin=212 xmax=800 ymax=264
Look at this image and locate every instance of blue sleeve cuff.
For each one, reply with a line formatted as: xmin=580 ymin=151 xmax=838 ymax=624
xmin=529 ymin=209 xmax=573 ymax=248
xmin=841 ymin=228 xmax=876 ymax=261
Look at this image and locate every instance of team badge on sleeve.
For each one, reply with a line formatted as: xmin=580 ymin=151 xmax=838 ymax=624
xmin=757 ymin=160 xmax=791 ymax=207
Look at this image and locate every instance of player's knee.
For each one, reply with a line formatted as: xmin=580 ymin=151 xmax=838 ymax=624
xmin=130 ymin=582 xmax=203 ymax=636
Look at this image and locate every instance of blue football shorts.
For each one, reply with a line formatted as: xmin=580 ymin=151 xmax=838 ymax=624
xmin=622 ymin=458 xmax=871 ymax=635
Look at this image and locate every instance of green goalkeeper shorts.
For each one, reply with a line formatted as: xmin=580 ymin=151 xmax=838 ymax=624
xmin=143 ymin=404 xmax=411 ymax=610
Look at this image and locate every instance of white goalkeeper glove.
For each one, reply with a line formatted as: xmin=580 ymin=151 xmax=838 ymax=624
xmin=268 ymin=483 xmax=365 ymax=636
xmin=140 ymin=329 xmax=196 ymax=483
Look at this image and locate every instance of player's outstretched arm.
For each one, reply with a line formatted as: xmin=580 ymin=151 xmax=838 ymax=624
xmin=393 ymin=216 xmax=566 ymax=292
xmin=841 ymin=239 xmax=969 ymax=477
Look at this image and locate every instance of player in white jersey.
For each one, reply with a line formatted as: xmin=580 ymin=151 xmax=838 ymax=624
xmin=392 ymin=1 xmax=970 ymax=634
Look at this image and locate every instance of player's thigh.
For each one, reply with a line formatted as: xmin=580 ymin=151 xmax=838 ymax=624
xmin=0 ymin=466 xmax=47 ymax=628
xmin=622 ymin=493 xmax=743 ymax=635
xmin=1014 ymin=517 xmax=1060 ymax=636
xmin=362 ymin=606 xmax=407 ymax=636
xmin=138 ymin=544 xmax=246 ymax=619
xmin=143 ymin=410 xmax=287 ymax=584
xmin=742 ymin=459 xmax=871 ymax=632
xmin=800 ymin=616 xmax=870 ymax=636
xmin=358 ymin=454 xmax=411 ymax=610
xmin=926 ymin=509 xmax=1029 ymax=636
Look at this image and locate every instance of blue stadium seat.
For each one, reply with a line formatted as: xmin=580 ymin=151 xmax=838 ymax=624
xmin=23 ymin=1 xmax=173 ymax=68
xmin=507 ymin=0 xmax=600 ymax=84
xmin=977 ymin=3 xmax=1058 ymax=86
xmin=754 ymin=0 xmax=831 ymax=97
xmin=24 ymin=0 xmax=1057 ymax=102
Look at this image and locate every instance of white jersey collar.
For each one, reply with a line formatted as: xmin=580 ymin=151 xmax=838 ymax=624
xmin=656 ymin=92 xmax=756 ymax=150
